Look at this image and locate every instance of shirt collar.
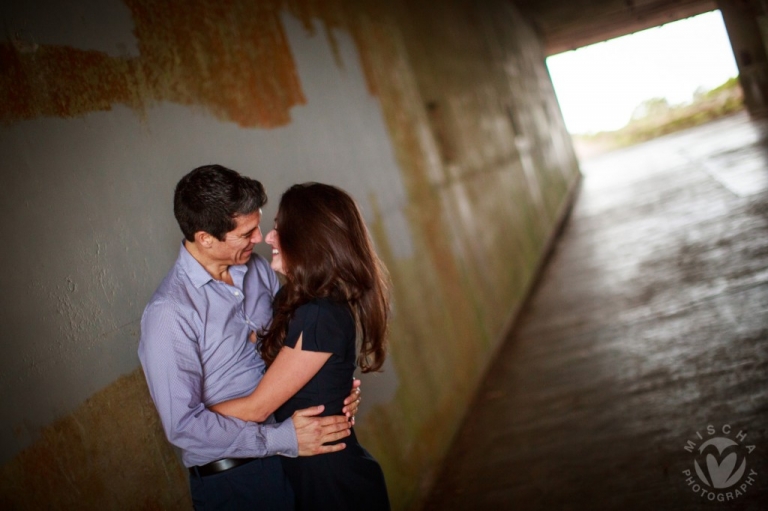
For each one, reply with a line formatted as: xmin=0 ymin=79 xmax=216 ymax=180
xmin=178 ymin=243 xmax=213 ymax=289
xmin=229 ymin=262 xmax=247 ymax=289
xmin=178 ymin=242 xmax=248 ymax=289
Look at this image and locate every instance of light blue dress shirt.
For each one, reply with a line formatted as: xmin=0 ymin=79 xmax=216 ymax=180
xmin=138 ymin=244 xmax=298 ymax=467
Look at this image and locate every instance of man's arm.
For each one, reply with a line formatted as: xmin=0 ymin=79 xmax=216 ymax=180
xmin=139 ymin=300 xmax=298 ymax=461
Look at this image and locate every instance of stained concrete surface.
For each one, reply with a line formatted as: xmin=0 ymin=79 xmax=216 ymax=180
xmin=422 ymin=111 xmax=768 ymax=510
xmin=1 ymin=2 xmax=578 ymax=507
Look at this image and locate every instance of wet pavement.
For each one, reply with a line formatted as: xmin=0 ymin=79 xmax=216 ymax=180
xmin=422 ymin=112 xmax=768 ymax=510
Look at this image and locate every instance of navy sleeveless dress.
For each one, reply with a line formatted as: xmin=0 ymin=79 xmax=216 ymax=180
xmin=274 ymin=298 xmax=390 ymax=511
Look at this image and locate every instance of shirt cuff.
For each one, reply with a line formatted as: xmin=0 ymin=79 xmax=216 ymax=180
xmin=264 ymin=417 xmax=298 ymax=458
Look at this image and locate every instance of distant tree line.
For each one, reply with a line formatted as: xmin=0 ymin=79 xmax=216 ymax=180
xmin=572 ymin=77 xmax=743 ymax=159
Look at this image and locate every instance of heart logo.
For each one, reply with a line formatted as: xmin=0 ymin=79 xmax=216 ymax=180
xmin=694 ymin=437 xmax=747 ymax=489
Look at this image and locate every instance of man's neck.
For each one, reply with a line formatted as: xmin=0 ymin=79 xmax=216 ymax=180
xmin=184 ymin=241 xmax=233 ymax=285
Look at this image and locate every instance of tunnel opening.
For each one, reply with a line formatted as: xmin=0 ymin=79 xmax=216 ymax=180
xmin=545 ymin=10 xmax=740 ymax=162
xmin=423 ymin=4 xmax=768 ymax=507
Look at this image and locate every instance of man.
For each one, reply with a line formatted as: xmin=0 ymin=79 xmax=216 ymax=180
xmin=139 ymin=165 xmax=361 ymax=509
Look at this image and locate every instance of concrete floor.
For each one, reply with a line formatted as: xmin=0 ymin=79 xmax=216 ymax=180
xmin=422 ymin=111 xmax=768 ymax=510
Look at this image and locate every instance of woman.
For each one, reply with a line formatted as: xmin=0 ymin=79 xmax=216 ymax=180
xmin=211 ymin=182 xmax=391 ymax=510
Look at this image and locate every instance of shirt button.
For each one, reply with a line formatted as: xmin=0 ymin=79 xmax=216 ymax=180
xmin=234 ymin=291 xmax=240 ymax=296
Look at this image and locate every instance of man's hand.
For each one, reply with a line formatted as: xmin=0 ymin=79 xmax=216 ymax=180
xmin=293 ymin=405 xmax=351 ymax=456
xmin=342 ymin=378 xmax=362 ymax=425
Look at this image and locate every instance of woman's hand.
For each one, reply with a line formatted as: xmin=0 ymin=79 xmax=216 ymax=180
xmin=342 ymin=378 xmax=362 ymax=425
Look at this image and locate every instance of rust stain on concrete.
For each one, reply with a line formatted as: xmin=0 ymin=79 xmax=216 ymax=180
xmin=0 ymin=0 xmax=386 ymax=127
xmin=0 ymin=42 xmax=142 ymax=122
xmin=0 ymin=369 xmax=189 ymax=510
xmin=126 ymin=0 xmax=307 ymax=128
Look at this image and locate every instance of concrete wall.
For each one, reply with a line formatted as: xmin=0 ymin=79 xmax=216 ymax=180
xmin=0 ymin=0 xmax=580 ymax=509
xmin=717 ymin=0 xmax=768 ymax=117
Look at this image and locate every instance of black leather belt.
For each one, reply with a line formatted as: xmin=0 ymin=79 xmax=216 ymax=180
xmin=189 ymin=457 xmax=257 ymax=477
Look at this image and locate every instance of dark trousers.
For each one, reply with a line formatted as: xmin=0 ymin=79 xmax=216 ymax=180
xmin=189 ymin=456 xmax=294 ymax=510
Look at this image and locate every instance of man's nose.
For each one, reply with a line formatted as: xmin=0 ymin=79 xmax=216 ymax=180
xmin=250 ymin=227 xmax=262 ymax=243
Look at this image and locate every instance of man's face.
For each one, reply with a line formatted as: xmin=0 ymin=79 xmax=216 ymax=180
xmin=209 ymin=210 xmax=263 ymax=266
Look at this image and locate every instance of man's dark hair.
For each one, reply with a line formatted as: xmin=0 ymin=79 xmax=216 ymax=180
xmin=173 ymin=164 xmax=267 ymax=241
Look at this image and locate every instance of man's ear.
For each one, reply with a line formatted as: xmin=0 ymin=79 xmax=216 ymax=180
xmin=195 ymin=231 xmax=215 ymax=248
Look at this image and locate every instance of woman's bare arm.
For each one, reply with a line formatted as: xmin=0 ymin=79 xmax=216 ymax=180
xmin=210 ymin=333 xmax=331 ymax=422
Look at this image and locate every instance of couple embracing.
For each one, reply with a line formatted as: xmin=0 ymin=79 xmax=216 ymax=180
xmin=139 ymin=165 xmax=391 ymax=510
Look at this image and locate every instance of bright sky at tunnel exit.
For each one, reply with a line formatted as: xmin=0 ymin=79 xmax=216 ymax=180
xmin=546 ymin=10 xmax=739 ymax=135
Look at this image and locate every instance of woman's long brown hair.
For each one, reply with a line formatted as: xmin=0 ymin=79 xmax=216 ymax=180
xmin=259 ymin=183 xmax=391 ymax=372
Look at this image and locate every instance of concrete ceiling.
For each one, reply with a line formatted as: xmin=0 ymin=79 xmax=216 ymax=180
xmin=514 ymin=0 xmax=717 ymax=55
